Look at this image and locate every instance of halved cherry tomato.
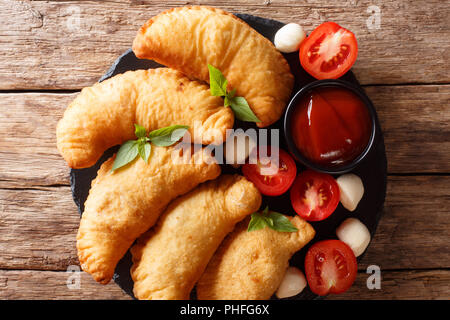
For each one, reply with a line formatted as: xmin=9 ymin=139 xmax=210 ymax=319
xmin=305 ymin=240 xmax=357 ymax=296
xmin=299 ymin=22 xmax=358 ymax=80
xmin=290 ymin=170 xmax=340 ymax=221
xmin=242 ymin=147 xmax=297 ymax=196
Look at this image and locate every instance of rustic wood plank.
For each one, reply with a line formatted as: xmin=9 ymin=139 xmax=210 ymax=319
xmin=1 ymin=0 xmax=448 ymax=89
xmin=365 ymin=85 xmax=450 ymax=173
xmin=0 ymin=269 xmax=131 ymax=300
xmin=328 ymin=269 xmax=450 ymax=300
xmin=0 ymin=176 xmax=448 ymax=271
xmin=0 ymin=93 xmax=73 ymax=187
xmin=358 ymin=176 xmax=450 ymax=270
xmin=0 ymin=186 xmax=80 ymax=270
xmin=0 ymin=269 xmax=447 ymax=299
xmin=0 ymin=85 xmax=448 ymax=189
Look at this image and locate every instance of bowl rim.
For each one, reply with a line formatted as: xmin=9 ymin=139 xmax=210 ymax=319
xmin=283 ymin=79 xmax=377 ymax=175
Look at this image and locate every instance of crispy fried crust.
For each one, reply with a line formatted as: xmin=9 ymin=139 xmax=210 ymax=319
xmin=76 ymin=146 xmax=221 ymax=284
xmin=130 ymin=175 xmax=262 ymax=300
xmin=196 ymin=216 xmax=315 ymax=300
xmin=56 ymin=68 xmax=234 ymax=169
xmin=133 ymin=6 xmax=294 ymax=127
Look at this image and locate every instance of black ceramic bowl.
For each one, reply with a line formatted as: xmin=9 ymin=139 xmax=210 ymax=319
xmin=283 ymin=79 xmax=377 ymax=175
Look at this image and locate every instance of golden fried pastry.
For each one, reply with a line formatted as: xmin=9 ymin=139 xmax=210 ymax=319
xmin=133 ymin=6 xmax=294 ymax=127
xmin=130 ymin=174 xmax=262 ymax=300
xmin=76 ymin=146 xmax=221 ymax=284
xmin=196 ymin=216 xmax=315 ymax=300
xmin=57 ymin=68 xmax=234 ymax=168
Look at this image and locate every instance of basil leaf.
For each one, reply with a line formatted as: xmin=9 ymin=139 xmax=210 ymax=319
xmin=224 ymin=88 xmax=237 ymax=107
xmin=224 ymin=95 xmax=231 ymax=107
xmin=267 ymin=211 xmax=298 ymax=232
xmin=228 ymin=88 xmax=237 ymax=99
xmin=247 ymin=207 xmax=298 ymax=233
xmin=259 ymin=206 xmax=273 ymax=226
xmin=229 ymin=96 xmax=261 ymax=123
xmin=208 ymin=64 xmax=228 ymax=97
xmin=138 ymin=141 xmax=151 ymax=163
xmin=264 ymin=216 xmax=274 ymax=227
xmin=134 ymin=124 xmax=147 ymax=138
xmin=111 ymin=140 xmax=139 ymax=171
xmin=247 ymin=212 xmax=267 ymax=232
xmin=207 ymin=65 xmax=260 ymax=124
xmin=148 ymin=125 xmax=189 ymax=147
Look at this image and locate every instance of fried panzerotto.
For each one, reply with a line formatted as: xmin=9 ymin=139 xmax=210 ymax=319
xmin=76 ymin=146 xmax=221 ymax=284
xmin=133 ymin=6 xmax=294 ymax=127
xmin=196 ymin=216 xmax=315 ymax=300
xmin=57 ymin=68 xmax=233 ymax=169
xmin=130 ymin=175 xmax=262 ymax=300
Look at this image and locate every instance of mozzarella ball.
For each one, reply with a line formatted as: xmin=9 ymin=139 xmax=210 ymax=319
xmin=336 ymin=218 xmax=371 ymax=257
xmin=274 ymin=23 xmax=306 ymax=53
xmin=276 ymin=267 xmax=307 ymax=299
xmin=224 ymin=131 xmax=257 ymax=168
xmin=336 ymin=173 xmax=365 ymax=212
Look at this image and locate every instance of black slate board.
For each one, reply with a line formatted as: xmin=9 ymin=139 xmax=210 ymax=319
xmin=70 ymin=13 xmax=387 ymax=300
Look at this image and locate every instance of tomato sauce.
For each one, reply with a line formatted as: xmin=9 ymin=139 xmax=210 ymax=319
xmin=291 ymin=86 xmax=372 ymax=168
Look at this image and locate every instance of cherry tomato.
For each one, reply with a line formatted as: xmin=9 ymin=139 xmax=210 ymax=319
xmin=299 ymin=22 xmax=358 ymax=80
xmin=290 ymin=170 xmax=340 ymax=221
xmin=242 ymin=147 xmax=297 ymax=196
xmin=305 ymin=240 xmax=357 ymax=296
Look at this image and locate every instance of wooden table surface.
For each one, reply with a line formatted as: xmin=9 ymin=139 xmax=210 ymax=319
xmin=0 ymin=0 xmax=449 ymax=300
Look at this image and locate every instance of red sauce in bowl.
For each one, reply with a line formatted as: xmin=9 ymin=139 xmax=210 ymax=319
xmin=291 ymin=86 xmax=372 ymax=168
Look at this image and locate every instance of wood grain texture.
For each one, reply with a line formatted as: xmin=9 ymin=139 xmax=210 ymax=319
xmin=365 ymin=85 xmax=450 ymax=173
xmin=358 ymin=176 xmax=450 ymax=270
xmin=327 ymin=269 xmax=450 ymax=300
xmin=0 ymin=186 xmax=80 ymax=271
xmin=0 ymin=269 xmax=447 ymax=300
xmin=0 ymin=93 xmax=73 ymax=187
xmin=0 ymin=176 xmax=448 ymax=272
xmin=0 ymin=269 xmax=131 ymax=300
xmin=1 ymin=0 xmax=449 ymax=89
xmin=0 ymin=85 xmax=448 ymax=189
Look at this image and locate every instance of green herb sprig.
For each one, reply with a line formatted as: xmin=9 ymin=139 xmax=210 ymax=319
xmin=247 ymin=206 xmax=298 ymax=233
xmin=111 ymin=124 xmax=189 ymax=172
xmin=208 ymin=64 xmax=261 ymax=123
